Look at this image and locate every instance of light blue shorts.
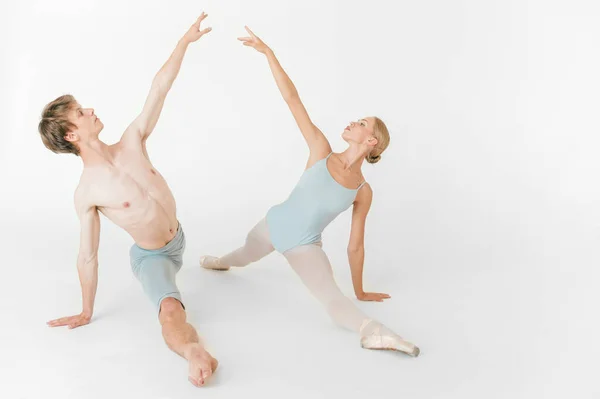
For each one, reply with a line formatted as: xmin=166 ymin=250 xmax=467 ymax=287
xmin=129 ymin=222 xmax=186 ymax=315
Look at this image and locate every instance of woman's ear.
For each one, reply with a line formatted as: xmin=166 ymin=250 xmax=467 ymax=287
xmin=367 ymin=136 xmax=378 ymax=147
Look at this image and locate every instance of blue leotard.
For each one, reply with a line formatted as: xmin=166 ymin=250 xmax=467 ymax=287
xmin=266 ymin=152 xmax=366 ymax=253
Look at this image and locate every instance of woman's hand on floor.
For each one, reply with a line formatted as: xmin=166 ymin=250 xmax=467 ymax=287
xmin=356 ymin=292 xmax=391 ymax=302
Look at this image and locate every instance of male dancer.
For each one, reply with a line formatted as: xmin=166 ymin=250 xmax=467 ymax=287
xmin=39 ymin=12 xmax=216 ymax=387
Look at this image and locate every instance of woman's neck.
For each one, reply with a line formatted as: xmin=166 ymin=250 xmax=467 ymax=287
xmin=337 ymin=144 xmax=370 ymax=171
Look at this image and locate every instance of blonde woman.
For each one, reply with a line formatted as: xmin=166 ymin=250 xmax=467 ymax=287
xmin=201 ymin=27 xmax=420 ymax=356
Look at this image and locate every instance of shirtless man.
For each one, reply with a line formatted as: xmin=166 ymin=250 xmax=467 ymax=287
xmin=38 ymin=12 xmax=217 ymax=387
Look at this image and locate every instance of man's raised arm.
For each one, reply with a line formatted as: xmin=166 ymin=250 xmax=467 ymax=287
xmin=121 ymin=12 xmax=212 ymax=144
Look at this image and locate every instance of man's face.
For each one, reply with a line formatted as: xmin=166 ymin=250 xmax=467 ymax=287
xmin=66 ymin=102 xmax=104 ymax=142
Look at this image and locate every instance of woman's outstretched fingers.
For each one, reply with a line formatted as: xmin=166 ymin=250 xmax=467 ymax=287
xmin=239 ymin=26 xmax=269 ymax=53
xmin=245 ymin=25 xmax=257 ymax=37
xmin=357 ymin=292 xmax=392 ymax=302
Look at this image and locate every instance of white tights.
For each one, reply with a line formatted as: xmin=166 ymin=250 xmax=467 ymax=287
xmin=220 ymin=218 xmax=367 ymax=331
xmin=208 ymin=218 xmax=419 ymax=354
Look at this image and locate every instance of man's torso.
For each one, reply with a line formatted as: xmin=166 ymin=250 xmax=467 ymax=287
xmin=76 ymin=141 xmax=179 ymax=249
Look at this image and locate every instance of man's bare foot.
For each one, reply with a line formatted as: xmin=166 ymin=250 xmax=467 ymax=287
xmin=186 ymin=345 xmax=219 ymax=387
xmin=199 ymin=255 xmax=230 ymax=271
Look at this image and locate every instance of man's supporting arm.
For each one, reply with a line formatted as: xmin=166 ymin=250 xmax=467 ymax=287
xmin=47 ymin=201 xmax=101 ymax=329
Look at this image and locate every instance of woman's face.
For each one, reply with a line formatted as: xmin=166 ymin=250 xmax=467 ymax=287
xmin=342 ymin=116 xmax=377 ymax=147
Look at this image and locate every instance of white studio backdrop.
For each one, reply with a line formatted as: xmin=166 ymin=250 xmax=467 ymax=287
xmin=1 ymin=0 xmax=599 ymax=398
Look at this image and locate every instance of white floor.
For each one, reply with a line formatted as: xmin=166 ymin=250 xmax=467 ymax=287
xmin=1 ymin=210 xmax=596 ymax=399
xmin=3 ymin=0 xmax=599 ymax=397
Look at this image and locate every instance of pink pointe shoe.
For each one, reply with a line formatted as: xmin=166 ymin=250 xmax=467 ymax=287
xmin=359 ymin=319 xmax=420 ymax=357
xmin=199 ymin=255 xmax=230 ymax=271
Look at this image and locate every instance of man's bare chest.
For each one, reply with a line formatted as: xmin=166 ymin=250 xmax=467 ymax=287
xmin=83 ymin=155 xmax=170 ymax=212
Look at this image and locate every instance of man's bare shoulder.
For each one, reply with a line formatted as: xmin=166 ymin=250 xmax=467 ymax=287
xmin=74 ymin=170 xmax=102 ymax=214
xmin=115 ymin=123 xmax=146 ymax=150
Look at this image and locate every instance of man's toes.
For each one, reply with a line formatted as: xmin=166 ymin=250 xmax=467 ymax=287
xmin=202 ymin=366 xmax=213 ymax=381
xmin=188 ymin=375 xmax=204 ymax=387
xmin=189 ymin=364 xmax=206 ymax=387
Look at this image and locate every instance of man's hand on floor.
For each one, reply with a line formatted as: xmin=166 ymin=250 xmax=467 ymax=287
xmin=47 ymin=312 xmax=92 ymax=329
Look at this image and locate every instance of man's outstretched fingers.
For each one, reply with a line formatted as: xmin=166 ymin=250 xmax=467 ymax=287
xmin=196 ymin=11 xmax=207 ymax=24
xmin=48 ymin=316 xmax=71 ymax=326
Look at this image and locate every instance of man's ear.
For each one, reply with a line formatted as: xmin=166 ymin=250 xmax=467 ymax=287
xmin=64 ymin=131 xmax=78 ymax=142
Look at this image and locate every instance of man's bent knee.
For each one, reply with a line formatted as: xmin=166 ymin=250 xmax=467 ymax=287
xmin=159 ymin=297 xmax=185 ymax=324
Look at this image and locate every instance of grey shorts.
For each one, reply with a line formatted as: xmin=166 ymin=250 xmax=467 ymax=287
xmin=129 ymin=222 xmax=186 ymax=315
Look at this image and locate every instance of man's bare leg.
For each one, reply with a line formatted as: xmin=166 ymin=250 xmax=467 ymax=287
xmin=158 ymin=298 xmax=218 ymax=387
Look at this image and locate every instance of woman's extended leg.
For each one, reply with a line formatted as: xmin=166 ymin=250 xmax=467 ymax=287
xmin=200 ymin=218 xmax=274 ymax=270
xmin=283 ymin=243 xmax=419 ymax=356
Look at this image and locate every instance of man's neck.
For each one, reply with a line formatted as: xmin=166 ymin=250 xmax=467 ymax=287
xmin=79 ymin=139 xmax=114 ymax=167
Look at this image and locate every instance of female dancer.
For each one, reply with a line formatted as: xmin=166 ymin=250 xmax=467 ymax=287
xmin=200 ymin=26 xmax=419 ymax=356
